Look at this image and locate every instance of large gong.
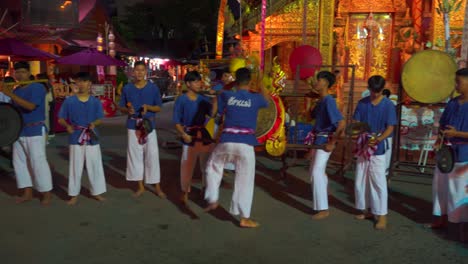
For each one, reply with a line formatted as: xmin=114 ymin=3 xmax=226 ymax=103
xmin=0 ymin=103 xmax=23 ymax=147
xmin=256 ymin=96 xmax=277 ymax=138
xmin=401 ymin=50 xmax=457 ymax=103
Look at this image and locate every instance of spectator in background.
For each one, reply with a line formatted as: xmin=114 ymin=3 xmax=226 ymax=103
xmin=0 ymin=76 xmax=15 ymax=103
xmin=37 ymin=73 xmax=55 ymax=141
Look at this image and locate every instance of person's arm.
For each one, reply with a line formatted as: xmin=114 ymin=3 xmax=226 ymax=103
xmin=444 ymin=126 xmax=468 ymax=139
xmin=1 ymin=83 xmax=36 ymax=111
xmin=58 ymin=118 xmax=74 ymax=134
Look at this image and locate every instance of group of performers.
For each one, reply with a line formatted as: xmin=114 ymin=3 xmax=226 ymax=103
xmin=0 ymin=60 xmax=467 ymax=233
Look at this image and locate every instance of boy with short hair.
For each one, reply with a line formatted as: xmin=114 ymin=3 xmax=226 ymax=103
xmin=173 ymin=71 xmax=216 ymax=205
xmin=58 ymin=72 xmax=107 ymax=205
xmin=353 ymin=75 xmax=396 ymax=230
xmin=204 ymin=67 xmax=268 ymax=228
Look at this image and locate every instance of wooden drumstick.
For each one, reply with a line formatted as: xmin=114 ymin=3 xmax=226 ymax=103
xmin=1 ymin=79 xmax=49 ymax=87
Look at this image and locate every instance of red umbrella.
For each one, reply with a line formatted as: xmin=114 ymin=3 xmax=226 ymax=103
xmin=56 ymin=48 xmax=127 ymax=66
xmin=289 ymin=45 xmax=322 ymax=79
xmin=0 ymin=38 xmax=59 ymax=61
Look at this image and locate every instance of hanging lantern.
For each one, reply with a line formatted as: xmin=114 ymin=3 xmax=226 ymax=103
xmin=97 ymin=33 xmax=104 ymax=52
xmin=108 ymin=31 xmax=115 ymax=42
xmin=109 ymin=50 xmax=116 ymax=57
xmin=108 ymin=41 xmax=115 ymax=49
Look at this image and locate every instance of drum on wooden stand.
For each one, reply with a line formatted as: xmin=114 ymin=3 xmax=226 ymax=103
xmin=0 ymin=103 xmax=23 ymax=147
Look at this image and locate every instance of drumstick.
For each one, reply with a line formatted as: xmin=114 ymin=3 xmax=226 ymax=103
xmin=1 ymin=79 xmax=49 ymax=86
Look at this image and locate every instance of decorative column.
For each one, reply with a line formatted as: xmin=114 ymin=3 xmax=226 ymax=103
xmin=319 ymin=0 xmax=335 ymax=65
xmin=215 ymin=0 xmax=227 ymax=59
xmin=412 ymin=0 xmax=423 ymax=41
xmin=461 ymin=1 xmax=468 ymax=62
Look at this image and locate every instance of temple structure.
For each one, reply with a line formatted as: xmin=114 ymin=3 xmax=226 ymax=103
xmin=220 ymin=0 xmax=467 ymax=84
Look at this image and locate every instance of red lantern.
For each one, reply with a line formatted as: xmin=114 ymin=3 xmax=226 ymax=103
xmin=289 ymin=45 xmax=323 ymax=79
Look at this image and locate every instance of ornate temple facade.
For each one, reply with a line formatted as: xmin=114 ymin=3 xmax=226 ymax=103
xmin=222 ymin=0 xmax=467 ymax=83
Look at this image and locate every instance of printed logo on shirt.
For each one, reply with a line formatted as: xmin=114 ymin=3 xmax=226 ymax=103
xmin=227 ymin=97 xmax=251 ymax=107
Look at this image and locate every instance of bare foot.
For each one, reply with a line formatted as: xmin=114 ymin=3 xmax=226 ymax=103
xmin=375 ymin=215 xmax=387 ymax=230
xmin=16 ymin=188 xmax=33 ymax=204
xmin=180 ymin=193 xmax=189 ymax=206
xmin=154 ymin=184 xmax=166 ymax=199
xmin=240 ymin=218 xmax=260 ymax=228
xmin=67 ymin=196 xmax=78 ymax=206
xmin=40 ymin=192 xmax=51 ymax=206
xmin=355 ymin=211 xmax=373 ymax=220
xmin=94 ymin=195 xmax=106 ymax=202
xmin=312 ymin=210 xmax=330 ymax=220
xmin=204 ymin=202 xmax=219 ymax=212
xmin=133 ymin=188 xmax=145 ymax=197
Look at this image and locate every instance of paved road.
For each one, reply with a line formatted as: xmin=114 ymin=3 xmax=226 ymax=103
xmin=0 ymin=102 xmax=467 ymax=264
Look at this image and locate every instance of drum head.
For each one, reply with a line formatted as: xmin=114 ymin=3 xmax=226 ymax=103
xmin=256 ymin=95 xmax=278 ymax=139
xmin=436 ymin=145 xmax=455 ymax=173
xmin=402 ymin=50 xmax=457 ymax=103
xmin=0 ymin=103 xmax=23 ymax=147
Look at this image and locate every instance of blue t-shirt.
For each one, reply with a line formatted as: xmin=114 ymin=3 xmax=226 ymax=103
xmin=58 ymin=95 xmax=104 ymax=145
xmin=353 ymin=96 xmax=397 ymax=155
xmin=13 ymin=83 xmax=46 ymax=137
xmin=119 ymin=82 xmax=162 ymax=130
xmin=311 ymin=95 xmax=343 ymax=145
xmin=439 ymin=96 xmax=468 ymax=162
xmin=173 ymin=94 xmax=212 ymax=127
xmin=218 ymin=90 xmax=269 ymax=146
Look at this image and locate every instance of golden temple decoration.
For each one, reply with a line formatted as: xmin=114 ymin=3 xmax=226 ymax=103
xmin=432 ymin=0 xmax=466 ymax=50
xmin=339 ymin=0 xmax=406 ymax=13
xmin=216 ymin=0 xmax=228 ymax=59
xmin=319 ymin=0 xmax=335 ymax=65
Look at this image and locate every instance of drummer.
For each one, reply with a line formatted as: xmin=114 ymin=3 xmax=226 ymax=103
xmin=305 ymin=71 xmax=345 ymax=220
xmin=353 ymin=75 xmax=396 ymax=230
xmin=0 ymin=61 xmax=53 ymax=205
xmin=429 ymin=68 xmax=468 ymax=236
xmin=204 ymin=67 xmax=268 ymax=228
xmin=173 ymin=71 xmax=216 ymax=205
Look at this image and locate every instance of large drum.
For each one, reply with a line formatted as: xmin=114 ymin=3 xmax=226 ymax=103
xmin=0 ymin=103 xmax=23 ymax=147
xmin=256 ymin=93 xmax=286 ymax=156
xmin=402 ymin=50 xmax=457 ymax=103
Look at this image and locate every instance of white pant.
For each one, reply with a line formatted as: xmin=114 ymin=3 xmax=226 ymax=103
xmin=384 ymin=138 xmax=393 ymax=176
xmin=309 ymin=149 xmax=332 ymax=211
xmin=13 ymin=130 xmax=53 ymax=192
xmin=180 ymin=143 xmax=213 ymax=192
xmin=126 ymin=129 xmax=161 ymax=184
xmin=205 ymin=143 xmax=256 ymax=218
xmin=213 ymin=124 xmax=236 ymax=171
xmin=355 ymin=154 xmax=388 ymax=215
xmin=433 ymin=162 xmax=468 ymax=223
xmin=68 ymin=145 xmax=107 ymax=196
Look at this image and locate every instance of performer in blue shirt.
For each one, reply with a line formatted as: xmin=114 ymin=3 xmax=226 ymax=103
xmin=58 ymin=72 xmax=107 ymax=205
xmin=204 ymin=67 xmax=268 ymax=228
xmin=305 ymin=71 xmax=345 ymax=220
xmin=119 ymin=61 xmax=165 ymax=198
xmin=429 ymin=68 xmax=468 ymax=234
xmin=353 ymin=75 xmax=396 ymax=230
xmin=0 ymin=62 xmax=53 ymax=205
xmin=173 ymin=71 xmax=216 ymax=205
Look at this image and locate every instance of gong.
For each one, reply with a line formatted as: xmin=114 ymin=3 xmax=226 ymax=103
xmin=0 ymin=103 xmax=23 ymax=147
xmin=256 ymin=95 xmax=279 ymax=140
xmin=401 ymin=50 xmax=457 ymax=103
